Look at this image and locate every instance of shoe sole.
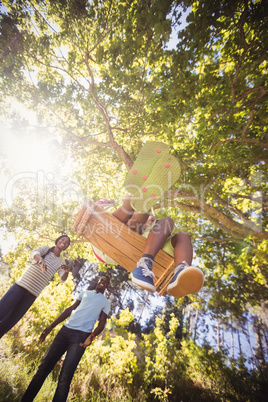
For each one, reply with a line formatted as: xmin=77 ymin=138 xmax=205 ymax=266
xmin=167 ymin=267 xmax=204 ymax=298
xmin=131 ymin=273 xmax=156 ymax=293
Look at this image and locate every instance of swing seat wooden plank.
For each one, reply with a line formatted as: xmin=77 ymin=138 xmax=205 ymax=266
xmin=71 ymin=199 xmax=175 ymax=295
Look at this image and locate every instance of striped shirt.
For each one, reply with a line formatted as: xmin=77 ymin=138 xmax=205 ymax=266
xmin=16 ymin=246 xmax=66 ymax=297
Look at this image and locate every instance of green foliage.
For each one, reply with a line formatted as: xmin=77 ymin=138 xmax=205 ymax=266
xmin=0 ymin=0 xmax=267 ymax=400
xmin=1 ymin=307 xmax=267 ymax=401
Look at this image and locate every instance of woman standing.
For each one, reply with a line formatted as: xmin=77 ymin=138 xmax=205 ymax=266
xmin=0 ymin=235 xmax=71 ymax=338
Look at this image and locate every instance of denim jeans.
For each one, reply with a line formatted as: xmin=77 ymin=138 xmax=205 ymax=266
xmin=21 ymin=325 xmax=90 ymax=402
xmin=0 ymin=283 xmax=36 ymax=338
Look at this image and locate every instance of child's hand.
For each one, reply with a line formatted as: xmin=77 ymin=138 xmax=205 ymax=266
xmin=143 ymin=216 xmax=157 ymax=231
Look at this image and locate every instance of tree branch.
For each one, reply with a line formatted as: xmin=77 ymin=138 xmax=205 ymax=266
xmin=157 ymin=190 xmax=268 ymax=240
xmin=215 ymin=138 xmax=267 ymax=148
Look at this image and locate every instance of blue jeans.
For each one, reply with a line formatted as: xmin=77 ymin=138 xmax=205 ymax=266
xmin=21 ymin=325 xmax=90 ymax=402
xmin=0 ymin=283 xmax=36 ymax=338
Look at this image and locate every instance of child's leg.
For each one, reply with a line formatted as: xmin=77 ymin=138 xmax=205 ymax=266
xmin=126 ymin=211 xmax=150 ymax=234
xmin=167 ymin=232 xmax=204 ymax=298
xmin=112 ymin=194 xmax=134 ymax=223
xmin=171 ymin=232 xmax=193 ymax=266
xmin=131 ymin=218 xmax=174 ymax=293
xmin=143 ymin=218 xmax=174 ymax=256
xmin=112 ymin=194 xmax=150 ymax=233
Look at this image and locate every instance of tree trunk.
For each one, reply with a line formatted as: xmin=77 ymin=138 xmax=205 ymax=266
xmin=193 ymin=309 xmax=199 ymax=342
xmin=245 ymin=322 xmax=256 ymax=371
xmin=254 ymin=318 xmax=266 ymax=366
xmin=216 ymin=321 xmax=220 ymax=352
xmin=237 ymin=329 xmax=242 ymax=357
xmin=230 ymin=327 xmax=234 ymax=360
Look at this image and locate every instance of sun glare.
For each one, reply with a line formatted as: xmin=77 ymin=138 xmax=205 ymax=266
xmin=0 ymin=120 xmax=63 ymax=203
xmin=1 ymin=126 xmax=55 ymax=172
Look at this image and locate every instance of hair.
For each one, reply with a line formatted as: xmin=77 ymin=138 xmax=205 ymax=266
xmin=41 ymin=235 xmax=71 ymax=259
xmin=99 ymin=274 xmax=110 ymax=283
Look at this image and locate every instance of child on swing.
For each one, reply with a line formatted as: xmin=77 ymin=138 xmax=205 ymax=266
xmin=92 ymin=195 xmax=204 ymax=298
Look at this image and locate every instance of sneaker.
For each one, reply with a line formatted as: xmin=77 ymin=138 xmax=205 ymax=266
xmin=131 ymin=257 xmax=156 ymax=293
xmin=167 ymin=261 xmax=204 ymax=298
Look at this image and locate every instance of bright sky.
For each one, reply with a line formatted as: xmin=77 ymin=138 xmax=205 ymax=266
xmin=0 ymin=116 xmax=80 ymax=253
xmin=0 ymin=120 xmax=57 ymax=194
xmin=1 ymin=125 xmax=54 ymax=171
xmin=0 ymin=119 xmax=52 ymax=252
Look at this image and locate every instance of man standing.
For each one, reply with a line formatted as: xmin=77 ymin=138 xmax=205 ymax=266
xmin=21 ymin=276 xmax=110 ymax=402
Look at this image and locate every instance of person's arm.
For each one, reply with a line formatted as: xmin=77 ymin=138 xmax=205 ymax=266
xmin=39 ymin=300 xmax=81 ymax=342
xmin=33 ymin=254 xmax=42 ymax=263
xmin=80 ymin=311 xmax=108 ymax=348
xmin=32 ymin=252 xmax=48 ymax=272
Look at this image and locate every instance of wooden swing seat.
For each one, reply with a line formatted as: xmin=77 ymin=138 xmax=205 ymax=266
xmin=71 ymin=199 xmax=175 ymax=295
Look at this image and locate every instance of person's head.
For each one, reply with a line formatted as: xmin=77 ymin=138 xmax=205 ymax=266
xmin=55 ymin=235 xmax=71 ymax=251
xmin=41 ymin=235 xmax=71 ymax=259
xmin=95 ymin=275 xmax=110 ymax=294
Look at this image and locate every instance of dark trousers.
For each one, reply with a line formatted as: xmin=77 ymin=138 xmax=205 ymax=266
xmin=0 ymin=283 xmax=36 ymax=338
xmin=21 ymin=325 xmax=90 ymax=402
